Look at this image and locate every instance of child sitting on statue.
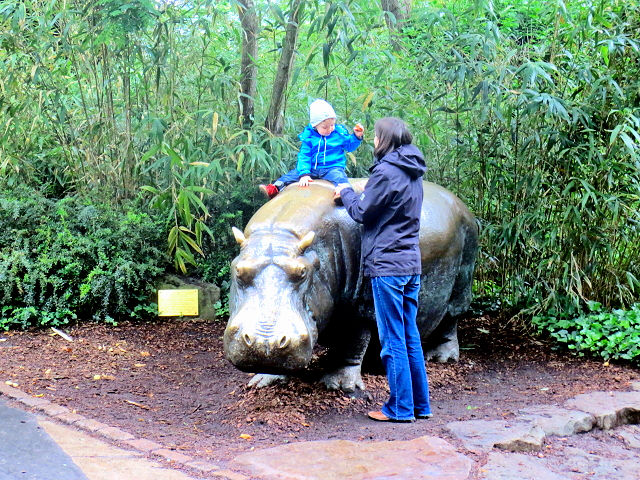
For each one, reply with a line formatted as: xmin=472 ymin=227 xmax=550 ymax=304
xmin=259 ymin=99 xmax=364 ymax=199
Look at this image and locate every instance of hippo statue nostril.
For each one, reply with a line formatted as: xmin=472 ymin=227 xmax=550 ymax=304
xmin=243 ymin=333 xmax=254 ymax=347
xmin=278 ymin=335 xmax=289 ymax=349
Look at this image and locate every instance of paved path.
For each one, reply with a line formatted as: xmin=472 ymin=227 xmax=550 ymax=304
xmin=0 ymin=399 xmax=86 ymax=480
xmin=0 ymin=397 xmax=198 ymax=480
xmin=2 ymin=382 xmax=640 ymax=480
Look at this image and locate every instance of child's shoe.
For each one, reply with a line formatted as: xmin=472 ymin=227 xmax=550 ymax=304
xmin=259 ymin=184 xmax=279 ymax=199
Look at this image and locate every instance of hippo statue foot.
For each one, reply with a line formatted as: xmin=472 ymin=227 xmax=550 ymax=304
xmin=247 ymin=374 xmax=288 ymax=388
xmin=426 ymin=339 xmax=460 ymax=363
xmin=320 ymin=365 xmax=365 ymax=393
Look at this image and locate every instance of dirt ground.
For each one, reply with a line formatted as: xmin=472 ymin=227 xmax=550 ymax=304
xmin=1 ymin=313 xmax=638 ymax=475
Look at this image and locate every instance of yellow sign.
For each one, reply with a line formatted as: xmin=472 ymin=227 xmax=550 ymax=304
xmin=157 ymin=289 xmax=199 ymax=317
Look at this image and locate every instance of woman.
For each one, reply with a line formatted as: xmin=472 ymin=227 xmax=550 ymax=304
xmin=334 ymin=117 xmax=431 ymax=422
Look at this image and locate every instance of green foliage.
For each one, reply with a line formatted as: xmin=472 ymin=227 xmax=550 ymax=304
xmin=140 ymin=127 xmax=296 ymax=272
xmin=197 ymin=183 xmax=262 ymax=315
xmin=141 ymin=143 xmax=215 ymax=274
xmin=0 ymin=188 xmax=166 ymax=330
xmin=1 ymin=0 xmax=639 ymax=329
xmin=532 ymin=302 xmax=640 ymax=365
xmin=399 ymin=0 xmax=640 ymax=313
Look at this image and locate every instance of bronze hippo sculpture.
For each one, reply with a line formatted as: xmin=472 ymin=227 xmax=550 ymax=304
xmin=224 ymin=179 xmax=478 ymax=392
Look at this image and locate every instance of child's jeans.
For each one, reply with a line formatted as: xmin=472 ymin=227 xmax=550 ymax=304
xmin=274 ymin=167 xmax=349 ymax=189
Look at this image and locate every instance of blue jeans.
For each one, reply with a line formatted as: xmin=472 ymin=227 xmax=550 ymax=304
xmin=371 ymin=275 xmax=431 ymax=421
xmin=275 ymin=167 xmax=348 ymax=188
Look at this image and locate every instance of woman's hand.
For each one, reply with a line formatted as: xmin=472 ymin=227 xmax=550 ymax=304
xmin=298 ymin=175 xmax=313 ymax=187
xmin=353 ymin=123 xmax=364 ymax=139
xmin=333 ymin=184 xmax=350 ymax=204
xmin=334 ymin=184 xmax=348 ymax=196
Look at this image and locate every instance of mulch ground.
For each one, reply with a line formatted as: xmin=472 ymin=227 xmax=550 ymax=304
xmin=1 ymin=313 xmax=638 ymax=472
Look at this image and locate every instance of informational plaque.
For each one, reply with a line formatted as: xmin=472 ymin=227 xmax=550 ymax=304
xmin=157 ymin=289 xmax=199 ymax=316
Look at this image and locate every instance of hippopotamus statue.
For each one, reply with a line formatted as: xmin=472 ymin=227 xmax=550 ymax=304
xmin=224 ymin=179 xmax=478 ymax=392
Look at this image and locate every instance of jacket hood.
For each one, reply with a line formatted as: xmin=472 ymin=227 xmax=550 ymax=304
xmin=299 ymin=124 xmax=317 ymax=140
xmin=374 ymin=144 xmax=427 ymax=179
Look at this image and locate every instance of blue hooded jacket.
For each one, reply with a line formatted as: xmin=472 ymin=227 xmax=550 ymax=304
xmin=339 ymin=144 xmax=427 ymax=277
xmin=296 ymin=124 xmax=362 ymax=176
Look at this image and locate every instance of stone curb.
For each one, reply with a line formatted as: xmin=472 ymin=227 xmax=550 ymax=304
xmin=0 ymin=382 xmax=247 ymax=480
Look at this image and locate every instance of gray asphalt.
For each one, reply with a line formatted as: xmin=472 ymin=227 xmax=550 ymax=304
xmin=0 ymin=398 xmax=87 ymax=480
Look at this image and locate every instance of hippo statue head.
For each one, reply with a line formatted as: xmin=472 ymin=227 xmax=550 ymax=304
xmin=224 ymin=226 xmax=322 ymax=373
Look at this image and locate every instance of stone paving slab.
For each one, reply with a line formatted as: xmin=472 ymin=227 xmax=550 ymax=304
xmin=518 ymin=405 xmax=595 ymax=436
xmin=609 ymin=424 xmax=640 ymax=449
xmin=446 ymin=419 xmax=546 ymax=453
xmin=478 ymin=452 xmax=571 ymax=480
xmin=554 ymin=444 xmax=639 ymax=480
xmin=232 ymin=436 xmax=473 ymax=480
xmin=565 ymin=391 xmax=640 ymax=429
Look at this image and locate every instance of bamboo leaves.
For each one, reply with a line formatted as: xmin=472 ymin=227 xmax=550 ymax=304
xmin=2 ymin=0 xmax=639 ymax=313
xmin=142 ymin=143 xmax=214 ymax=274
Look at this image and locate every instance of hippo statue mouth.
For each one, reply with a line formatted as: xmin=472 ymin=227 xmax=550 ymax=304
xmin=224 ymin=305 xmax=316 ymax=373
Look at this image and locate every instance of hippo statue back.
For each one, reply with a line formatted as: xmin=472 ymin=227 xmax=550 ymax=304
xmin=224 ymin=179 xmax=478 ymax=391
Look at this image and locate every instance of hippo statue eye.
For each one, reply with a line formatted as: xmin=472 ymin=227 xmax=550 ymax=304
xmin=276 ymin=258 xmax=308 ymax=282
xmin=234 ymin=261 xmax=256 ymax=284
xmin=291 ymin=264 xmax=307 ymax=281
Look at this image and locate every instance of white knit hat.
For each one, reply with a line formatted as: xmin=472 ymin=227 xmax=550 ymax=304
xmin=309 ymin=99 xmax=336 ymax=127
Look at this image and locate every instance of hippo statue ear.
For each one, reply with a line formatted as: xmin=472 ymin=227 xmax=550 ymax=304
xmin=232 ymin=227 xmax=246 ymax=247
xmin=297 ymin=231 xmax=315 ymax=254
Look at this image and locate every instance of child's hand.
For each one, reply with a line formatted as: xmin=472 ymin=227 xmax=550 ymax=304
xmin=353 ymin=123 xmax=364 ymax=139
xmin=298 ymin=175 xmax=313 ymax=187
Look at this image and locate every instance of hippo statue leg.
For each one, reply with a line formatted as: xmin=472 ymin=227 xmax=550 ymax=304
xmin=319 ymin=309 xmax=372 ymax=393
xmin=247 ymin=374 xmax=288 ymax=388
xmin=320 ymin=329 xmax=370 ymax=392
xmin=425 ymin=314 xmax=460 ymax=362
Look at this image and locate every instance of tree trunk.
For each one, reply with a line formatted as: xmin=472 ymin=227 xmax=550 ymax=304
xmin=381 ymin=0 xmax=412 ymax=51
xmin=238 ymin=0 xmax=258 ymax=127
xmin=265 ymin=0 xmax=305 ymax=135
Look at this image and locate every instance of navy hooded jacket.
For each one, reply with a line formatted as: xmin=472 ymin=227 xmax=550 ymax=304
xmin=340 ymin=144 xmax=427 ymax=277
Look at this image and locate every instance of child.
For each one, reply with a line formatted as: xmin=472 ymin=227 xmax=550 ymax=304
xmin=259 ymin=99 xmax=364 ymax=199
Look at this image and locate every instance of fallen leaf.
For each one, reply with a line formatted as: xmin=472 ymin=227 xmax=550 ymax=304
xmin=140 ymin=351 xmax=150 ymax=357
xmin=134 ymin=363 xmax=146 ymax=368
xmin=239 ymin=434 xmax=252 ymax=440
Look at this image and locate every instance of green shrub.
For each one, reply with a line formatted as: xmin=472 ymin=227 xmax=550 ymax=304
xmin=0 ymin=188 xmax=167 ymax=330
xmin=197 ymin=183 xmax=262 ymax=317
xmin=532 ymin=302 xmax=640 ymax=365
